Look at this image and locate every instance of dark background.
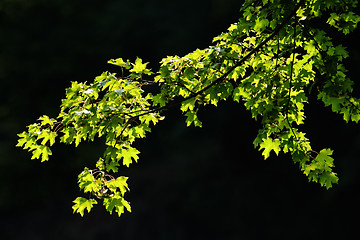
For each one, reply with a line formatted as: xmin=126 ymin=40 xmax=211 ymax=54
xmin=1 ymin=0 xmax=360 ymax=239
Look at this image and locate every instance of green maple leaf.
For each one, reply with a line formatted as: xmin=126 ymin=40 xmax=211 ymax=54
xmin=259 ymin=137 xmax=280 ymax=159
xmin=114 ymin=177 xmax=129 ymax=196
xmin=319 ymin=172 xmax=339 ymax=189
xmin=184 ymin=110 xmax=202 ymax=127
xmin=84 ymin=180 xmax=101 ymax=193
xmin=75 ymin=134 xmax=83 ymax=147
xmin=334 ymin=44 xmax=349 ymax=59
xmin=327 ymin=97 xmax=343 ymax=113
xmin=130 ymin=57 xmax=149 ymax=73
xmin=303 ymin=163 xmax=317 ymax=176
xmin=78 ymin=169 xmax=99 ymax=193
xmin=103 ymin=197 xmax=123 ymax=216
xmin=351 ymin=114 xmax=360 ymax=123
xmin=185 ymin=48 xmax=205 ymax=60
xmin=106 ymin=160 xmax=120 ymax=173
xmin=108 ymin=58 xmax=130 ymax=69
xmin=105 ymin=176 xmax=129 ymax=196
xmin=38 ymin=115 xmax=54 ymax=126
xmin=340 ymin=107 xmax=350 ymax=122
xmin=60 ymin=127 xmax=76 ymax=144
xmin=16 ymin=137 xmax=27 ymax=148
xmin=103 ymin=193 xmax=131 ymax=217
xmin=180 ymin=98 xmax=196 ymax=112
xmin=16 ymin=132 xmax=32 ymax=148
xmin=41 ymin=146 xmax=52 ymax=162
xmin=117 ymin=147 xmax=140 ymax=167
xmin=130 ymin=125 xmax=149 ymax=138
xmin=38 ymin=130 xmax=57 ymax=146
xmin=23 ymin=137 xmax=36 ymax=150
xmin=139 ymin=113 xmax=159 ymax=125
xmin=30 ymin=145 xmax=52 ymax=162
xmin=72 ymin=197 xmax=97 ymax=217
xmin=315 ymin=148 xmax=334 ymax=171
xmin=31 ymin=147 xmax=42 ymax=160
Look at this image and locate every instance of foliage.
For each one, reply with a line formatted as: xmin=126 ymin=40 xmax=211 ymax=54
xmin=17 ymin=0 xmax=360 ymax=216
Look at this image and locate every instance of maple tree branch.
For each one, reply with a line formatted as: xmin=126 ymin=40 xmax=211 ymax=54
xmin=132 ymin=0 xmax=306 ymax=117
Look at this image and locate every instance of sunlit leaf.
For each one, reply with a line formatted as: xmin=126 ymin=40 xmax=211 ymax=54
xmin=72 ymin=197 xmax=97 ymax=217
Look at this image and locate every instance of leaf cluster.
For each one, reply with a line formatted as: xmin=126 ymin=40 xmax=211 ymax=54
xmin=17 ymin=58 xmax=163 ymax=215
xmin=73 ymin=167 xmax=131 ymax=217
xmin=17 ymin=0 xmax=360 ymax=216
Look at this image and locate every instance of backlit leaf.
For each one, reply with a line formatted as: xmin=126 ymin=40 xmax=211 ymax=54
xmin=117 ymin=147 xmax=140 ymax=167
xmin=130 ymin=57 xmax=149 ymax=73
xmin=72 ymin=197 xmax=97 ymax=217
xmin=259 ymin=137 xmax=281 ymax=160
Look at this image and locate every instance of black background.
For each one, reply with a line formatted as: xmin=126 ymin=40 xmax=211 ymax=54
xmin=1 ymin=0 xmax=360 ymax=239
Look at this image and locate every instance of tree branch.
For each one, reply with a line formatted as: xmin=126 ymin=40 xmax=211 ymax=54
xmin=132 ymin=0 xmax=306 ymax=118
